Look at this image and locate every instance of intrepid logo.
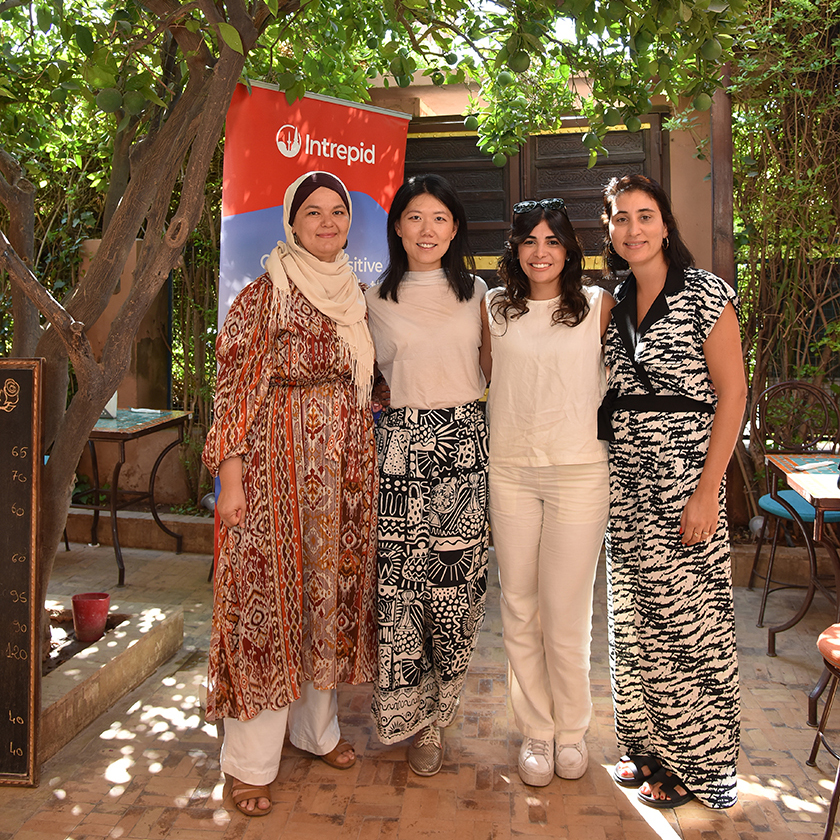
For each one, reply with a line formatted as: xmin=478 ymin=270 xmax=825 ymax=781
xmin=275 ymin=122 xmax=376 ymax=166
xmin=276 ymin=124 xmax=302 ymax=158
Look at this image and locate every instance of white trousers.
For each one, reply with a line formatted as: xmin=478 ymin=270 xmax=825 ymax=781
xmin=489 ymin=462 xmax=609 ymax=743
xmin=219 ymin=682 xmax=341 ymax=784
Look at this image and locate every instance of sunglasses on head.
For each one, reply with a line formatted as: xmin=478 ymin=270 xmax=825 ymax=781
xmin=512 ymin=198 xmax=567 ymax=215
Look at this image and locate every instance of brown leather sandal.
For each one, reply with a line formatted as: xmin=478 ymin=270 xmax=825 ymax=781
xmin=317 ymin=737 xmax=356 ymax=769
xmin=231 ymin=777 xmax=272 ymax=816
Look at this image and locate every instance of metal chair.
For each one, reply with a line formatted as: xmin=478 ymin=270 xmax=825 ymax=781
xmin=746 ymin=381 xmax=840 ymax=627
xmin=808 ymin=624 xmax=840 ymax=840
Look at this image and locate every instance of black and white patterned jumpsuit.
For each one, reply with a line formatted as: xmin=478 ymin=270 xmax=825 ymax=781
xmin=604 ymin=265 xmax=740 ymax=809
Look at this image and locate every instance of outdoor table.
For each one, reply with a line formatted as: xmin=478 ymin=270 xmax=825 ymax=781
xmin=763 ymin=452 xmax=840 ymax=725
xmin=71 ymin=408 xmax=191 ymax=585
xmin=763 ymin=453 xmax=840 ymax=655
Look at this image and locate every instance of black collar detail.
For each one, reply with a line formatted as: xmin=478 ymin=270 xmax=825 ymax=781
xmin=610 ymin=264 xmax=686 ymax=385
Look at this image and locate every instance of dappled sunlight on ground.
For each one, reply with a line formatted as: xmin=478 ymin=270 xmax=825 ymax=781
xmin=0 ymin=542 xmax=836 ymax=838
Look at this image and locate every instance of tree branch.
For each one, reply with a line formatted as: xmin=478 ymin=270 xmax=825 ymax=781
xmin=0 ymin=229 xmax=88 ymax=355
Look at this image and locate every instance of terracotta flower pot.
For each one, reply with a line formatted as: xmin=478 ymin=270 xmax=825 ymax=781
xmin=71 ymin=592 xmax=111 ymax=642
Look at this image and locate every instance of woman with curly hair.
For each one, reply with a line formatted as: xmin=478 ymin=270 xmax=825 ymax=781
xmin=486 ymin=198 xmax=613 ymax=786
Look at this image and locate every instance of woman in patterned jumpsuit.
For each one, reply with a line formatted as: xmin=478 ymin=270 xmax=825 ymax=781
xmin=598 ymin=174 xmax=746 ymax=809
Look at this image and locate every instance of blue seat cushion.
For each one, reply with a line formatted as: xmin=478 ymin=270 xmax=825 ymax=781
xmin=759 ymin=489 xmax=840 ymax=523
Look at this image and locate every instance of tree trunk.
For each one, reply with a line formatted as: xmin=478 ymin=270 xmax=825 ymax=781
xmin=0 ymin=0 xmax=276 ymax=635
xmin=0 ymin=150 xmax=40 ymax=356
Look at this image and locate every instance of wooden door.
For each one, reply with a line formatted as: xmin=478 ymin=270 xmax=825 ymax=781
xmin=405 ymin=113 xmax=666 ymax=282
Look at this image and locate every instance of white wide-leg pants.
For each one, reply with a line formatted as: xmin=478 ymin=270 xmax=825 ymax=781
xmin=489 ymin=462 xmax=609 ymax=743
xmin=220 ymin=682 xmax=341 ymax=784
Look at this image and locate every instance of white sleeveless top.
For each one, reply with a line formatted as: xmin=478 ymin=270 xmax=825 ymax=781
xmin=366 ymin=270 xmax=487 ymax=410
xmin=486 ymin=285 xmax=608 ymax=467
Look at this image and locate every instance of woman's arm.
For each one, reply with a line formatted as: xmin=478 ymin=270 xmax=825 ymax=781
xmin=217 ymin=456 xmax=247 ymax=527
xmin=600 ymin=291 xmax=616 ymax=338
xmin=680 ymin=301 xmax=747 ymax=546
xmin=480 ymin=297 xmax=492 ymax=384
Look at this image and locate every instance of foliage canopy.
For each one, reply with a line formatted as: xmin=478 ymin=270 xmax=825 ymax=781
xmin=1 ymin=0 xmax=747 ymax=176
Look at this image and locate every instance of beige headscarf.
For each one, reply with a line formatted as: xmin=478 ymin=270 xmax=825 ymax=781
xmin=265 ymin=171 xmax=374 ymax=409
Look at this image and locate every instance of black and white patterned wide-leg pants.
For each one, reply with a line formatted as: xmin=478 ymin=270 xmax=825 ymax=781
xmin=606 ymin=410 xmax=740 ymax=809
xmin=372 ymin=401 xmax=489 ymax=744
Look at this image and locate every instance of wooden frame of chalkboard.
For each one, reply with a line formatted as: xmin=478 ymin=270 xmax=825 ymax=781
xmin=0 ymin=358 xmax=42 ymax=786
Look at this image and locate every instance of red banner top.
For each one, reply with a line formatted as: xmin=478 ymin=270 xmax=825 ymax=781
xmin=222 ymin=84 xmax=410 ymax=218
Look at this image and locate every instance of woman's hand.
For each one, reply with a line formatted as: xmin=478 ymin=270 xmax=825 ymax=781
xmin=371 ymin=376 xmax=391 ymax=414
xmin=217 ymin=457 xmax=246 ymax=527
xmin=679 ymin=486 xmax=719 ymax=546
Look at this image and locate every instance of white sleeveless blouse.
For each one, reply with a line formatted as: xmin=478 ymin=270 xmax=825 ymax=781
xmin=486 ymin=284 xmax=608 ymax=467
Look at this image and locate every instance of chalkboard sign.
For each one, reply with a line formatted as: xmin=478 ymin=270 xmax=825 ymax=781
xmin=0 ymin=359 xmax=41 ymax=786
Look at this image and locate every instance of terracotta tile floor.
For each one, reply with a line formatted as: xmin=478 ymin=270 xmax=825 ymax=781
xmin=1 ymin=541 xmax=838 ymax=839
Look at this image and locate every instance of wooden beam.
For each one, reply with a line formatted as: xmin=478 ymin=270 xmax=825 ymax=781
xmin=711 ymin=63 xmax=735 ymax=289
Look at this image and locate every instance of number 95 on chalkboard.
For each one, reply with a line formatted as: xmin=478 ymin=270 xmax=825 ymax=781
xmin=0 ymin=359 xmax=42 ymax=786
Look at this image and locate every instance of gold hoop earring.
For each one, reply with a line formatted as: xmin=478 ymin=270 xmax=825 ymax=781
xmin=662 ymin=236 xmax=670 ymax=251
xmin=609 ymin=242 xmax=618 ymax=255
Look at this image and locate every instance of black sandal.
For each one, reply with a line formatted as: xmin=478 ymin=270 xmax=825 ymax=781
xmin=637 ymin=768 xmax=695 ymax=809
xmin=612 ymin=754 xmax=661 ymax=788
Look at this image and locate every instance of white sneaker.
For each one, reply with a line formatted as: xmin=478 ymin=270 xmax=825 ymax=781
xmin=518 ymin=737 xmax=554 ymax=786
xmin=555 ymin=739 xmax=588 ymax=779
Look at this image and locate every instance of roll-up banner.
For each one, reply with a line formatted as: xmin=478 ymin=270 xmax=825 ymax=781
xmin=219 ymin=81 xmax=411 ymax=326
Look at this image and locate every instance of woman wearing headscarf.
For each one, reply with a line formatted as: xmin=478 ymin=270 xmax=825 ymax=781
xmin=203 ymin=171 xmax=378 ymax=817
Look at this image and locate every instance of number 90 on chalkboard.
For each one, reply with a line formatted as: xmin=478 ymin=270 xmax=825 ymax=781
xmin=0 ymin=359 xmax=42 ymax=786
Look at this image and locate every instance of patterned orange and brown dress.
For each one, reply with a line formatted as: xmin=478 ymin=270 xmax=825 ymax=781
xmin=202 ymin=273 xmax=378 ymax=722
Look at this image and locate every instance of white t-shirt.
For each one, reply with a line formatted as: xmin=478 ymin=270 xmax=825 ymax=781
xmin=486 ymin=284 xmax=608 ymax=466
xmin=366 ymin=270 xmax=487 ymax=410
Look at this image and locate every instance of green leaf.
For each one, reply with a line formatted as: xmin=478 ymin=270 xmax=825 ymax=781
xmin=36 ymin=6 xmax=52 ymax=33
xmin=84 ymin=64 xmax=117 ymax=90
xmin=217 ymin=22 xmax=244 ymax=55
xmin=75 ymin=25 xmax=95 ymax=57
